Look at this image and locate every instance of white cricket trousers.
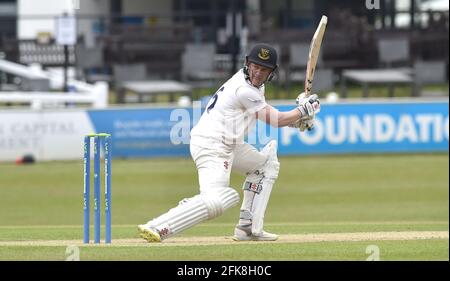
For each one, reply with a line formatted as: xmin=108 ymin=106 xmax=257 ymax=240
xmin=190 ymin=142 xmax=268 ymax=193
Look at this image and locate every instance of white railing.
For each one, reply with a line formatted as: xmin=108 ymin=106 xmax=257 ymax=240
xmin=0 ymin=82 xmax=108 ymax=109
xmin=0 ymin=59 xmax=109 ymax=109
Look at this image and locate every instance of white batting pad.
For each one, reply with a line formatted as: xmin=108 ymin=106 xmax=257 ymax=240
xmin=238 ymin=140 xmax=280 ymax=235
xmin=146 ymin=187 xmax=239 ymax=240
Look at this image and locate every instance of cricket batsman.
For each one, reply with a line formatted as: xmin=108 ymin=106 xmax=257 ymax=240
xmin=138 ymin=43 xmax=321 ymax=242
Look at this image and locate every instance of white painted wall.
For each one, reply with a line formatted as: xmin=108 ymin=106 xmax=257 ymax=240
xmin=18 ymin=0 xmax=77 ymax=39
xmin=18 ymin=0 xmax=176 ymax=39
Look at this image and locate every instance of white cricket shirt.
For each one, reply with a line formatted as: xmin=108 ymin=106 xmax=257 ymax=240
xmin=190 ymin=69 xmax=267 ymax=148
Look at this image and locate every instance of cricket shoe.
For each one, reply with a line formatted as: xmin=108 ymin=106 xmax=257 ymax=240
xmin=137 ymin=224 xmax=161 ymax=243
xmin=232 ymin=224 xmax=278 ymax=241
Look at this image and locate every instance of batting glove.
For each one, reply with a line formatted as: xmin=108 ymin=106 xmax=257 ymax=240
xmin=289 ymin=118 xmax=315 ymax=131
xmin=296 ymin=93 xmax=321 ymax=120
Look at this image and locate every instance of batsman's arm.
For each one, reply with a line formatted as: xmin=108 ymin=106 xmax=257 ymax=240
xmin=256 ymin=105 xmax=302 ymax=128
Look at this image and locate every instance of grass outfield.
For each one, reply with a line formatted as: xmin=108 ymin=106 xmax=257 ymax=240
xmin=0 ymin=153 xmax=448 ymax=260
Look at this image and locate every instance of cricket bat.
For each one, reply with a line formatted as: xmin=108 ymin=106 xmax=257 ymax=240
xmin=304 ymin=15 xmax=328 ymax=97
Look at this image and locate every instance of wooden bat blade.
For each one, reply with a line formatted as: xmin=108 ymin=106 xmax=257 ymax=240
xmin=305 ymin=15 xmax=328 ymax=97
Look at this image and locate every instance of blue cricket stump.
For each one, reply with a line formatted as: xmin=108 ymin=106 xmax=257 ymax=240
xmin=94 ymin=136 xmax=101 ymax=243
xmin=105 ymin=135 xmax=112 ymax=243
xmin=83 ymin=133 xmax=112 ymax=244
xmin=83 ymin=136 xmax=90 ymax=244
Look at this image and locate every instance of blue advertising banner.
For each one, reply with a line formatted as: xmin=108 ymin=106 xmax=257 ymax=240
xmin=86 ymin=100 xmax=448 ymax=158
xmin=275 ymin=101 xmax=449 ymax=155
xmin=88 ymin=107 xmax=191 ymax=157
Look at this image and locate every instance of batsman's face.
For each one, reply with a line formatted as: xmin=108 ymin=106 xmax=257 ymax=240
xmin=248 ymin=63 xmax=273 ymax=87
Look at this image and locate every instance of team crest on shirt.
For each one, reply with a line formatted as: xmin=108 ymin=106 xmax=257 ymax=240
xmin=224 ymin=161 xmax=229 ymax=170
xmin=258 ymin=48 xmax=270 ymax=60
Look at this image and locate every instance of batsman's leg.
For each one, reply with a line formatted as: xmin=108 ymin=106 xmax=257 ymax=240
xmin=232 ymin=140 xmax=280 ymax=241
xmin=138 ymin=144 xmax=239 ymax=242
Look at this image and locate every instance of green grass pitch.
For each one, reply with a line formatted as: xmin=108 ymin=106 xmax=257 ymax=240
xmin=0 ymin=153 xmax=448 ymax=260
